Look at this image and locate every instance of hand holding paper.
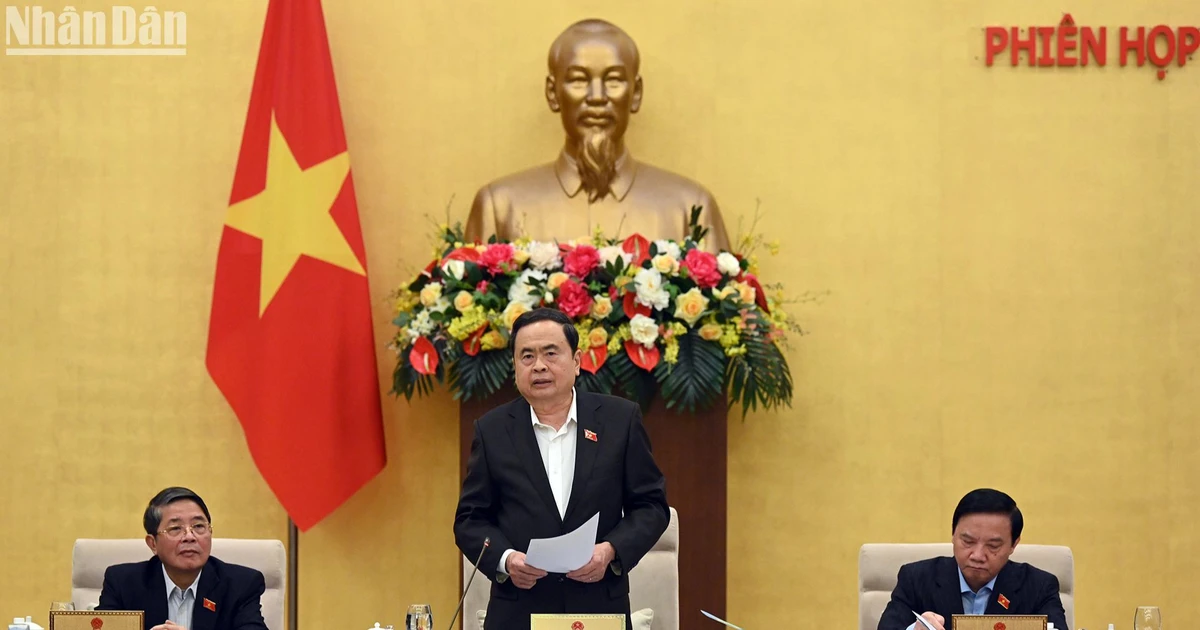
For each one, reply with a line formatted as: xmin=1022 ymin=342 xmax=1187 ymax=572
xmin=525 ymin=512 xmax=600 ymax=573
xmin=912 ymin=610 xmax=946 ymax=630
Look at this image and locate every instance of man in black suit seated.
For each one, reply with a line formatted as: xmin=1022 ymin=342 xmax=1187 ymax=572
xmin=878 ymin=488 xmax=1068 ymax=630
xmin=97 ymin=487 xmax=268 ymax=630
xmin=454 ymin=308 xmax=671 ymax=630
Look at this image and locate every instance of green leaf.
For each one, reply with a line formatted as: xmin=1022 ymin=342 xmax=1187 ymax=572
xmin=607 ymin=350 xmax=657 ymax=412
xmin=653 ymin=331 xmax=724 ymax=413
xmin=448 ymin=349 xmax=513 ymax=402
xmin=576 ymin=361 xmax=617 ymax=396
xmin=723 ymin=331 xmax=793 ymax=419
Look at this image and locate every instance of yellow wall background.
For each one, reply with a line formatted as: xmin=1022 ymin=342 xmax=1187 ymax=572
xmin=2 ymin=1 xmax=1198 ymax=629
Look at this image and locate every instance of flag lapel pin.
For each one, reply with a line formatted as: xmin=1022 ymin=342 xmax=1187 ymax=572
xmin=584 ymin=429 xmax=598 ymax=442
xmin=997 ymin=593 xmax=1010 ymax=610
xmin=203 ymin=599 xmax=217 ymax=612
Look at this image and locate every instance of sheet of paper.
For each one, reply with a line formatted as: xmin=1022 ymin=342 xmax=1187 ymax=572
xmin=701 ymin=610 xmax=744 ymax=630
xmin=525 ymin=512 xmax=600 ymax=573
xmin=912 ymin=611 xmax=937 ymax=630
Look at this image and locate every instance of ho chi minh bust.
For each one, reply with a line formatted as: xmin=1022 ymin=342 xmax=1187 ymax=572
xmin=465 ymin=19 xmax=730 ymax=251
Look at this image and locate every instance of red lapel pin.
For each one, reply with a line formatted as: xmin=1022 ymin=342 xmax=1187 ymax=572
xmin=584 ymin=429 xmax=598 ymax=442
xmin=997 ymin=593 xmax=1010 ymax=610
xmin=203 ymin=599 xmax=217 ymax=612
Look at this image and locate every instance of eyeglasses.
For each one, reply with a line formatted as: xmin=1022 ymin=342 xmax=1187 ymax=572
xmin=158 ymin=523 xmax=211 ymax=539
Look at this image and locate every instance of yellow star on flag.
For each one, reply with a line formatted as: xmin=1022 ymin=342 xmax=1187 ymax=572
xmin=224 ymin=113 xmax=365 ymax=315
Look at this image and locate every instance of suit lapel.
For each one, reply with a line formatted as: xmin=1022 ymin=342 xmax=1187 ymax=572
xmin=191 ymin=560 xmax=220 ymax=630
xmin=933 ymin=558 xmax=966 ymax=616
xmin=143 ymin=559 xmax=169 ymax=627
xmin=985 ymin=561 xmax=1024 ymax=614
xmin=508 ymin=399 xmax=562 ymax=524
xmin=562 ymin=393 xmax=602 ymax=526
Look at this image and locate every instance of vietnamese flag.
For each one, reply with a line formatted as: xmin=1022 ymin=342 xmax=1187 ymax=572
xmin=206 ymin=0 xmax=385 ymax=530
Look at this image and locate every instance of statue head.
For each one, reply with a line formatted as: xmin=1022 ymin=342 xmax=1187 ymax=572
xmin=545 ymin=19 xmax=643 ymax=202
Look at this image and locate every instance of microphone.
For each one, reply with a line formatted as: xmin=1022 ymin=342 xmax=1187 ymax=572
xmin=446 ymin=537 xmax=490 ymax=630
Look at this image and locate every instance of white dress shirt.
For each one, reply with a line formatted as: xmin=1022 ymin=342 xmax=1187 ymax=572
xmin=162 ymin=565 xmax=201 ymax=629
xmin=498 ymin=388 xmax=579 ymax=574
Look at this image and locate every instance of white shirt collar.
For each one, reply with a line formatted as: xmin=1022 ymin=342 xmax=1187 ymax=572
xmin=530 ymin=387 xmax=578 ymax=433
xmin=162 ymin=563 xmax=202 ymax=600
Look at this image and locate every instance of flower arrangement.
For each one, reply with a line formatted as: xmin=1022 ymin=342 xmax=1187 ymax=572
xmin=390 ymin=208 xmax=801 ymax=416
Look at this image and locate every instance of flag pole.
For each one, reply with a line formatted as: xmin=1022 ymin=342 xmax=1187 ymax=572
xmin=288 ymin=518 xmax=299 ymax=630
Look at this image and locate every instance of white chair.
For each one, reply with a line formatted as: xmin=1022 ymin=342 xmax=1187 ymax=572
xmin=858 ymin=543 xmax=1075 ymax=630
xmin=462 ymin=507 xmax=679 ymax=630
xmin=71 ymin=538 xmax=287 ymax=630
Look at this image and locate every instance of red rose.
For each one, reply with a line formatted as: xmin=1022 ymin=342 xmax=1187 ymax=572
xmin=682 ymin=249 xmax=721 ymax=289
xmin=557 ymin=279 xmax=593 ymax=318
xmin=479 ymin=243 xmax=514 ymax=274
xmin=563 ymin=244 xmax=601 ymax=278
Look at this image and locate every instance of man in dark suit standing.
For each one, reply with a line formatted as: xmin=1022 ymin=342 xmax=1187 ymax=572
xmin=97 ymin=487 xmax=268 ymax=630
xmin=454 ymin=308 xmax=670 ymax=630
xmin=877 ymin=488 xmax=1068 ymax=630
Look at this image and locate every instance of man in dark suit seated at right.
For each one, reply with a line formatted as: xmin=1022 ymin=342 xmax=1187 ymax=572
xmin=877 ymin=488 xmax=1068 ymax=630
xmin=97 ymin=486 xmax=268 ymax=630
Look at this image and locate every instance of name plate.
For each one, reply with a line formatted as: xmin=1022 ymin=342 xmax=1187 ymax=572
xmin=49 ymin=611 xmax=144 ymax=630
xmin=952 ymin=615 xmax=1047 ymax=630
xmin=530 ymin=614 xmax=625 ymax=630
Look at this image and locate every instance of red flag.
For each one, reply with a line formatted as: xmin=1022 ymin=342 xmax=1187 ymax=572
xmin=206 ymin=0 xmax=386 ymax=531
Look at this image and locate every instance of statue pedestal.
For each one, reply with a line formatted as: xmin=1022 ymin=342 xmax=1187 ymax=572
xmin=459 ymin=386 xmax=728 ymax=628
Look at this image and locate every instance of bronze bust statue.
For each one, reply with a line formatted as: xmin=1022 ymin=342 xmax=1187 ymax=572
xmin=465 ymin=19 xmax=730 ymax=250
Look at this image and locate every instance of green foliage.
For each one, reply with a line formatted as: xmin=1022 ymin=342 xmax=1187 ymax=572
xmin=654 ymin=331 xmax=724 ymax=413
xmin=447 ymin=348 xmax=512 ymax=402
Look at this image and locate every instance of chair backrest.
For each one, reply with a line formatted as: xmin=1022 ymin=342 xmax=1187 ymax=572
xmin=461 ymin=507 xmax=680 ymax=630
xmin=71 ymin=538 xmax=287 ymax=630
xmin=857 ymin=543 xmax=1074 ymax=630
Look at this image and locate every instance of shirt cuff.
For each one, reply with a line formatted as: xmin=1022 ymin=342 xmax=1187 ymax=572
xmin=497 ymin=549 xmax=515 ymax=575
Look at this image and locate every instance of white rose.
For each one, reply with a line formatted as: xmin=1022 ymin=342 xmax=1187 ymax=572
xmin=508 ymin=269 xmax=547 ymax=308
xmin=598 ymin=245 xmax=632 ymax=268
xmin=633 ymin=268 xmax=670 ymax=311
xmin=653 ymin=240 xmax=681 ymax=260
xmin=717 ymin=252 xmax=741 ymax=276
xmin=441 ymin=259 xmax=466 ymax=281
xmin=629 ymin=314 xmax=659 ymax=348
xmin=527 ymin=241 xmax=562 ymax=271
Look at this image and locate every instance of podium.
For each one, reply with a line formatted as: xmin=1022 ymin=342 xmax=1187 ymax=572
xmin=459 ymin=384 xmax=728 ymax=628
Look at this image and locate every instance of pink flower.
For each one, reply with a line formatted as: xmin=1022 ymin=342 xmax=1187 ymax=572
xmin=476 ymin=280 xmax=490 ymax=293
xmin=563 ymin=244 xmax=601 ymax=278
xmin=557 ymin=279 xmax=593 ymax=319
xmin=479 ymin=243 xmax=515 ymax=274
xmin=682 ymin=249 xmax=721 ymax=289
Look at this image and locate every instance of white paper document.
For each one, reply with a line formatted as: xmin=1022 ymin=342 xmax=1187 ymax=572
xmin=524 ymin=512 xmax=600 ymax=573
xmin=701 ymin=610 xmax=744 ymax=630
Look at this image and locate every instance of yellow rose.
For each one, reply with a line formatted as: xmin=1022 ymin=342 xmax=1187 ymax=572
xmin=419 ymin=283 xmax=443 ymax=307
xmin=480 ymin=330 xmax=506 ymax=351
xmin=587 ymin=327 xmax=609 ymax=348
xmin=453 ymin=290 xmax=474 ymax=311
xmin=614 ymin=275 xmax=632 ymax=290
xmin=673 ymin=288 xmax=710 ymax=326
xmin=547 ymin=272 xmax=570 ymax=290
xmin=512 ymin=249 xmax=531 ymax=266
xmin=502 ymin=302 xmax=530 ymax=329
xmin=591 ymin=295 xmax=614 ymax=319
xmin=713 ymin=285 xmax=736 ymax=301
xmin=652 ymin=254 xmax=678 ymax=275
xmin=735 ymin=281 xmax=756 ymax=305
xmin=699 ymin=323 xmax=722 ymax=341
